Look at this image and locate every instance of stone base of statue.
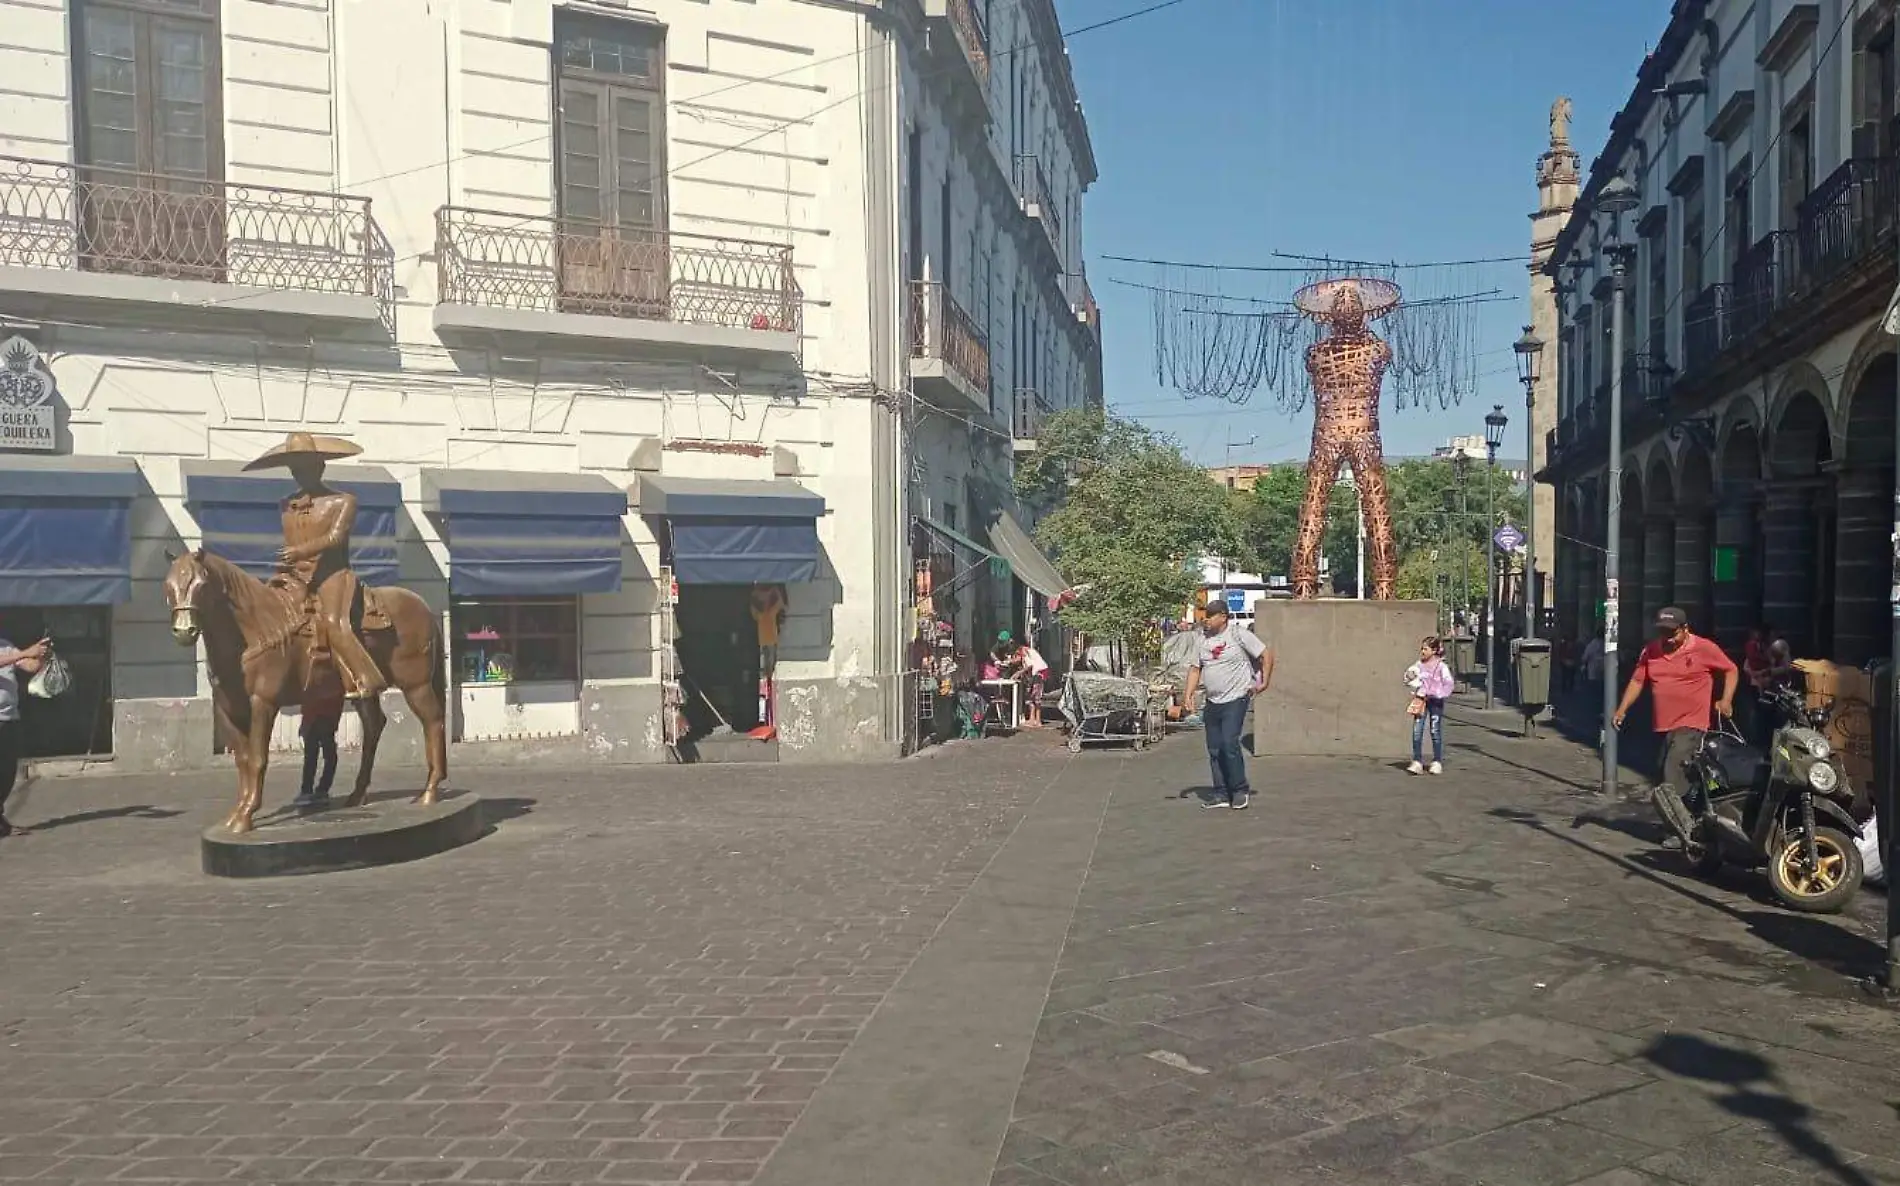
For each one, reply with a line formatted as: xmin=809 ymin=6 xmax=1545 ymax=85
xmin=201 ymin=792 xmax=485 ymax=878
xmin=1247 ymin=599 xmax=1439 ymax=758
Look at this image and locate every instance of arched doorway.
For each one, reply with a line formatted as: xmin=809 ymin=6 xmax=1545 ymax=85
xmin=1765 ymin=392 xmax=1833 ymax=656
xmin=1676 ymin=446 xmax=1716 ymax=633
xmin=1714 ymin=423 xmax=1765 ymax=653
xmin=1836 ymin=351 xmax=1897 ymax=665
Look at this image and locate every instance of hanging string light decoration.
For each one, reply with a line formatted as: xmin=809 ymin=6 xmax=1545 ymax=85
xmin=1147 ymin=259 xmax=1492 ymax=413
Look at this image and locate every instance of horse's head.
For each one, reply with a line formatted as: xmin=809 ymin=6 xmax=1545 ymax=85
xmin=162 ymin=549 xmax=213 ymax=646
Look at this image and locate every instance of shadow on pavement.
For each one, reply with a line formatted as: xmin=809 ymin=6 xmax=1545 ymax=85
xmin=8 ymin=804 xmax=185 ymax=834
xmin=1490 ymin=805 xmax=1886 ymax=987
xmin=1644 ymin=1033 xmax=1877 ymax=1186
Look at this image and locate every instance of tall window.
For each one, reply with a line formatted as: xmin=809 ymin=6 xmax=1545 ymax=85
xmin=1681 ymin=187 xmax=1706 ymax=300
xmin=1779 ymin=94 xmax=1813 ymax=232
xmin=1644 ymin=223 xmax=1668 ymax=354
xmin=1855 ymin=25 xmax=1897 ymax=157
xmin=72 ymin=0 xmax=223 ymax=276
xmin=1724 ymin=158 xmax=1753 ymax=276
xmin=554 ymin=16 xmax=667 ymax=314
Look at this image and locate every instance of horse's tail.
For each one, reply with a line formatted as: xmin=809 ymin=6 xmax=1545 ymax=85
xmin=429 ymin=609 xmax=448 ymax=704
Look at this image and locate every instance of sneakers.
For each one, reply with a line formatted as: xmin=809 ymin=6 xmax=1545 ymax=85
xmin=1651 ymin=785 xmax=1697 ymax=848
xmin=1202 ymin=794 xmax=1231 ymax=809
xmin=1428 ymin=762 xmax=1443 ymax=776
xmin=1231 ymin=791 xmax=1251 ymax=810
xmin=1406 ymin=761 xmax=1424 ymax=775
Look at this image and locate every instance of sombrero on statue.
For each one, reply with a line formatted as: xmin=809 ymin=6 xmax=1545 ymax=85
xmin=1292 ymin=277 xmax=1402 ymax=322
xmin=243 ymin=431 xmax=363 ymax=471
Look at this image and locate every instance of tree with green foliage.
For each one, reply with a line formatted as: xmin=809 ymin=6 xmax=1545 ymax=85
xmin=1017 ymin=409 xmax=1242 ymax=642
xmin=1236 ymin=455 xmax=1527 ymax=607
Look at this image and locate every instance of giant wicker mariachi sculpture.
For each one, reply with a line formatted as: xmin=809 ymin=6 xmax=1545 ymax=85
xmin=163 ymin=433 xmax=447 ymax=833
xmin=1289 ymin=277 xmax=1403 ymax=600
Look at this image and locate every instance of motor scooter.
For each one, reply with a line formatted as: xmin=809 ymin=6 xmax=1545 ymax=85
xmin=1671 ymin=684 xmax=1865 ymax=913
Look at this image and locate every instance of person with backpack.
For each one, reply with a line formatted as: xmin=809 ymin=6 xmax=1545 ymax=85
xmin=0 ymin=635 xmax=49 ymax=837
xmin=1404 ymin=636 xmax=1454 ymax=775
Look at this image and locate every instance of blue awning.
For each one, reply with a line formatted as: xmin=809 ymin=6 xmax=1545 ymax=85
xmin=183 ymin=460 xmax=402 ymax=585
xmin=422 ymin=469 xmax=628 ymax=596
xmin=638 ymin=474 xmax=825 ymax=585
xmin=0 ymin=455 xmax=140 ymax=606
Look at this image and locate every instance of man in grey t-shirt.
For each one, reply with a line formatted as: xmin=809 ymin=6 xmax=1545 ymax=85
xmin=0 ymin=635 xmax=48 ymax=837
xmin=1182 ymin=604 xmax=1272 ymax=809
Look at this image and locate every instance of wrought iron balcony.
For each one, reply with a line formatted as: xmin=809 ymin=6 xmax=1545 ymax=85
xmin=1729 ymin=230 xmax=1797 ymax=342
xmin=1012 ymin=387 xmax=1052 ymax=450
xmin=1013 ymin=155 xmax=1060 ymax=257
xmin=433 ymin=207 xmax=800 ymax=351
xmin=1798 ymin=156 xmax=1900 ymax=291
xmin=1075 ymin=272 xmax=1099 ymax=336
xmin=1682 ymin=283 xmax=1733 ymax=377
xmin=925 ymin=0 xmax=990 ymax=89
xmin=908 ymin=279 xmax=991 ymax=413
xmin=0 ymin=155 xmax=391 ymax=324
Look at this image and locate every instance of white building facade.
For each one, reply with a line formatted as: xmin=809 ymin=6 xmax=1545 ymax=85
xmin=1540 ymin=0 xmax=1898 ymax=671
xmin=0 ymin=0 xmax=1099 ymax=773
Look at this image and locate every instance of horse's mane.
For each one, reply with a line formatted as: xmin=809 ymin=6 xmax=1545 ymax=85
xmin=195 ymin=550 xmax=278 ymax=622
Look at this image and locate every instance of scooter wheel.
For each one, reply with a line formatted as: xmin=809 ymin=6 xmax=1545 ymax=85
xmin=1683 ymin=822 xmax=1725 ymax=879
xmin=1767 ymin=826 xmax=1863 ymax=914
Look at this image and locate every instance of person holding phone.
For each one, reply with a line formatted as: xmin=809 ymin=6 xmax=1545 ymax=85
xmin=0 ymin=635 xmax=49 ymax=837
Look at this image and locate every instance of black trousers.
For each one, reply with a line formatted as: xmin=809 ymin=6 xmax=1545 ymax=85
xmin=301 ymin=730 xmax=337 ymax=798
xmin=0 ymin=719 xmax=18 ymax=818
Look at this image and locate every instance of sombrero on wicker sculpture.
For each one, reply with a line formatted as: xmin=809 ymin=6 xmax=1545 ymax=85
xmin=242 ymin=431 xmax=363 ymax=471
xmin=1292 ymin=277 xmax=1402 ymax=322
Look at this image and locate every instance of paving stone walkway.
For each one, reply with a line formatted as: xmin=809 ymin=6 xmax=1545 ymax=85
xmin=2 ymin=702 xmax=1899 ymax=1185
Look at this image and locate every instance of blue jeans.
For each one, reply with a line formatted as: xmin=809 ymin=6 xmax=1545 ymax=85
xmin=1203 ymin=696 xmax=1250 ymax=797
xmin=1411 ymin=698 xmax=1445 ymax=763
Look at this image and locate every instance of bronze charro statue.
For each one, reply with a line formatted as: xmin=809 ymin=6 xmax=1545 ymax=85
xmin=1290 ymin=278 xmax=1402 ymax=600
xmin=163 ymin=432 xmax=447 ymax=834
xmin=244 ymin=433 xmax=388 ymax=701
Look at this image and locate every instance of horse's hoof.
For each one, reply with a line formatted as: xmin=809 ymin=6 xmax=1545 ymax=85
xmin=226 ymin=819 xmax=254 ymax=836
xmin=415 ymin=790 xmax=439 ymax=806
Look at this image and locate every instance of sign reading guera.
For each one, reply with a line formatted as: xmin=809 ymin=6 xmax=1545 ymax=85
xmin=0 ymin=336 xmax=57 ymax=453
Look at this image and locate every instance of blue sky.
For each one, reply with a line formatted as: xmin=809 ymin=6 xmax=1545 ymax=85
xmin=1055 ymin=0 xmax=1673 ymax=466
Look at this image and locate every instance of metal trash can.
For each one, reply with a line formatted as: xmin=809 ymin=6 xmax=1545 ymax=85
xmin=1513 ymin=638 xmax=1552 ymax=708
xmin=1452 ymin=634 xmax=1476 ymax=684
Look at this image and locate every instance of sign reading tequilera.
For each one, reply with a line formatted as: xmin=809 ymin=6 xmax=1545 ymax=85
xmin=0 ymin=336 xmax=57 ymax=453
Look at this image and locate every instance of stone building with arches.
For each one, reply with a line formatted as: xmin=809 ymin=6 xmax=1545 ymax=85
xmin=1538 ymin=0 xmax=1899 ymax=671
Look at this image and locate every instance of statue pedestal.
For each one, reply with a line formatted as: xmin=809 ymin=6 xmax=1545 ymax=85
xmin=1249 ymin=600 xmax=1439 ymax=758
xmin=201 ymin=792 xmax=485 ymax=878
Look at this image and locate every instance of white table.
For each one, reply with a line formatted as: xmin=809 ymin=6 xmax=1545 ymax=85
xmin=979 ymin=679 xmax=1021 ymax=731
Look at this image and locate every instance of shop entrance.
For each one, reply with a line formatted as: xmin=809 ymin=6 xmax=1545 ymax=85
xmin=674 ymin=585 xmax=762 ymax=736
xmin=0 ymin=606 xmax=112 ymax=758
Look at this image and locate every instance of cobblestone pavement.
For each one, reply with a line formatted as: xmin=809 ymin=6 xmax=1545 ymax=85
xmin=5 ymin=705 xmax=1900 ymax=1186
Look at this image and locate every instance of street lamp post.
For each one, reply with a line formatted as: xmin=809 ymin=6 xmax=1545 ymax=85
xmin=1219 ymin=433 xmax=1256 ymax=601
xmin=1484 ymin=406 xmax=1510 ymax=710
xmin=1596 ymin=174 xmax=1641 ymax=796
xmin=1515 ymin=326 xmax=1546 ymax=640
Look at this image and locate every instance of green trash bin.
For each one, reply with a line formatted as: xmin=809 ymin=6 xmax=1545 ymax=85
xmin=1452 ymin=635 xmax=1476 ymax=686
xmin=1513 ymin=638 xmax=1552 ymax=709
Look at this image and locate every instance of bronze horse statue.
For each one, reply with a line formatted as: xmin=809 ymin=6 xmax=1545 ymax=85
xmin=162 ymin=549 xmax=448 ymax=833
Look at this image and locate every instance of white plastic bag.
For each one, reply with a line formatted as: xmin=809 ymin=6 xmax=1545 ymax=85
xmin=25 ymin=651 xmax=70 ymax=699
xmin=1859 ymin=815 xmax=1885 ymax=888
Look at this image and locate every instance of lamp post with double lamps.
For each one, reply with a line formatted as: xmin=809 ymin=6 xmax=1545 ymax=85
xmin=1483 ymin=405 xmax=1509 ymax=710
xmin=1594 ymin=173 xmax=1642 ymax=795
xmin=1514 ymin=326 xmax=1546 ymax=639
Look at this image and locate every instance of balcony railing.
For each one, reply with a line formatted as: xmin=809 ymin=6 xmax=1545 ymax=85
xmin=0 ymin=154 xmax=390 ymax=305
xmin=941 ymin=0 xmax=990 ymax=83
xmin=908 ymin=279 xmax=991 ymax=397
xmin=1797 ymin=156 xmax=1900 ymax=290
xmin=1013 ymin=154 xmax=1060 ymax=255
xmin=1730 ymin=230 xmax=1797 ymax=342
xmin=1683 ymin=283 xmax=1733 ymax=376
xmin=1076 ymin=272 xmax=1099 ymax=332
xmin=435 ymin=207 xmax=800 ymax=335
xmin=1013 ymin=387 xmax=1052 ymax=442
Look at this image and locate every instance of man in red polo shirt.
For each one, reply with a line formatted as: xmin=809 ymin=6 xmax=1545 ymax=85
xmin=1612 ymin=606 xmax=1739 ymax=845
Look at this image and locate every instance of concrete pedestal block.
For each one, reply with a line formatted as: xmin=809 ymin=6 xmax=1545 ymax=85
xmin=201 ymin=793 xmax=485 ymax=878
xmin=1249 ymin=600 xmax=1439 ymax=758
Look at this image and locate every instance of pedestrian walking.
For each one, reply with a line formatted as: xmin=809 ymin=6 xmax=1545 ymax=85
xmin=297 ymin=672 xmax=345 ymax=807
xmin=0 ymin=634 xmax=48 ymax=837
xmin=1580 ymin=627 xmax=1606 ymax=718
xmin=1181 ymin=603 xmax=1272 ymax=810
xmin=1611 ymin=607 xmax=1738 ymax=846
xmin=1403 ymin=636 xmax=1454 ymax=775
